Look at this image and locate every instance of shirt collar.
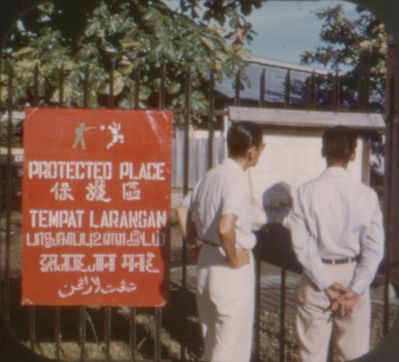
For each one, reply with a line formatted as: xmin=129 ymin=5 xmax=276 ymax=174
xmin=223 ymin=158 xmax=245 ymax=174
xmin=323 ymin=166 xmax=349 ymax=177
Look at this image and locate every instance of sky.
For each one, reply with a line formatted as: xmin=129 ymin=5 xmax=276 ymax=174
xmin=247 ymin=1 xmax=358 ymax=64
xmin=168 ymin=0 xmax=360 ymax=66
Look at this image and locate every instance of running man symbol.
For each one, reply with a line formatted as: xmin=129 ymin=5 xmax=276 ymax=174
xmin=105 ymin=122 xmax=125 ymax=149
xmin=72 ymin=123 xmax=96 ymax=150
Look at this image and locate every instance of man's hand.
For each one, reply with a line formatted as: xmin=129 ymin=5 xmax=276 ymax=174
xmin=219 ymin=213 xmax=249 ymax=268
xmin=226 ymin=248 xmax=250 ymax=268
xmin=331 ymin=289 xmax=360 ymax=318
xmin=324 ymin=282 xmax=346 ymax=302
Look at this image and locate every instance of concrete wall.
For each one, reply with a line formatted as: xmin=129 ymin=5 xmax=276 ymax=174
xmin=248 ymin=128 xmax=364 ymax=227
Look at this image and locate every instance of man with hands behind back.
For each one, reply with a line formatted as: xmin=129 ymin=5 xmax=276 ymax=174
xmin=288 ymin=126 xmax=384 ymax=362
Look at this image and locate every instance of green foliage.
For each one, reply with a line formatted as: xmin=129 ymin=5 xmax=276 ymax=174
xmin=301 ymin=5 xmax=387 ymax=111
xmin=1 ymin=0 xmax=263 ymax=123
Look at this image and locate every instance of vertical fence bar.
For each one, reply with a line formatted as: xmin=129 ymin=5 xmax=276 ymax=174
xmin=180 ymin=69 xmax=191 ymax=362
xmin=129 ymin=308 xmax=137 ymax=361
xmin=207 ymin=70 xmax=215 ymax=170
xmin=29 ymin=63 xmax=39 ymax=350
xmin=79 ymin=64 xmax=89 ymax=362
xmin=383 ymin=193 xmax=392 ymax=335
xmin=0 ymin=57 xmax=2 ymax=307
xmin=0 ymin=57 xmax=2 ymax=306
xmin=54 ymin=65 xmax=65 ymax=360
xmin=155 ymin=64 xmax=164 ymax=362
xmin=383 ymin=75 xmax=395 ymax=335
xmin=33 ymin=64 xmax=39 ymax=105
xmin=333 ymin=69 xmax=340 ymax=111
xmin=364 ymin=77 xmax=370 ymax=112
xmin=104 ymin=60 xmax=115 ymax=361
xmin=327 ymin=336 xmax=334 ymax=362
xmin=279 ymin=267 xmax=287 ymax=362
xmin=55 ymin=308 xmax=62 ymax=360
xmin=58 ymin=64 xmax=64 ymax=105
xmin=79 ymin=308 xmax=86 ymax=361
xmin=159 ymin=63 xmax=166 ymax=109
xmin=259 ymin=69 xmax=266 ymax=108
xmin=255 ymin=69 xmax=266 ymax=360
xmin=58 ymin=64 xmax=64 ymax=107
xmin=309 ymin=71 xmax=316 ymax=109
xmin=29 ymin=307 xmax=36 ymax=350
xmin=284 ymin=70 xmax=291 ymax=108
xmin=105 ymin=308 xmax=112 ymax=360
xmin=3 ymin=66 xmax=13 ymax=320
xmin=83 ymin=65 xmax=89 ymax=108
xmin=234 ymin=70 xmax=241 ymax=106
xmin=134 ymin=66 xmax=140 ymax=109
xmin=182 ymin=70 xmax=191 ymax=289
xmin=358 ymin=75 xmax=370 ymax=112
xmin=254 ymin=259 xmax=262 ymax=362
xmin=357 ymin=75 xmax=364 ymax=111
xmin=155 ymin=309 xmax=162 ymax=362
xmin=0 ymin=57 xmax=2 ymax=105
xmin=109 ymin=62 xmax=115 ymax=109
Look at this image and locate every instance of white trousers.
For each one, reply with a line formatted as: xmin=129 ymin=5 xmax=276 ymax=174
xmin=296 ymin=262 xmax=371 ymax=362
xmin=196 ymin=245 xmax=255 ymax=362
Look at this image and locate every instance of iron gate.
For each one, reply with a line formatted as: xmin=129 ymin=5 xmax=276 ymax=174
xmin=0 ymin=51 xmax=396 ymax=362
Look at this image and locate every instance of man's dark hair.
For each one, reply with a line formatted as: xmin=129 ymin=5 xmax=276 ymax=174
xmin=322 ymin=126 xmax=358 ymax=161
xmin=227 ymin=121 xmax=263 ymax=157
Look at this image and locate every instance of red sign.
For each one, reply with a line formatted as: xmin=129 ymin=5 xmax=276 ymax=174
xmin=22 ymin=108 xmax=172 ymax=306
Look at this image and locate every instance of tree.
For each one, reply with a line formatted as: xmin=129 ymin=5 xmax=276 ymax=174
xmin=301 ymin=4 xmax=387 ymax=187
xmin=0 ymin=0 xmax=262 ymax=122
xmin=301 ymin=4 xmax=387 ymax=112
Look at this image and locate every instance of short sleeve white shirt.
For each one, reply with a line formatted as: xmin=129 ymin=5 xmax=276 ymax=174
xmin=183 ymin=158 xmax=256 ymax=249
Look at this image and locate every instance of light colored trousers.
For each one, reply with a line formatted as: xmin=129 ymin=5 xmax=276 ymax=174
xmin=196 ymin=245 xmax=255 ymax=362
xmin=296 ymin=262 xmax=371 ymax=362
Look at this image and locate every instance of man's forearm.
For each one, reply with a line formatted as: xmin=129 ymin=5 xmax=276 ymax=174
xmin=218 ymin=213 xmax=249 ymax=268
xmin=220 ymin=229 xmax=237 ymax=264
xmin=177 ymin=204 xmax=189 ymax=240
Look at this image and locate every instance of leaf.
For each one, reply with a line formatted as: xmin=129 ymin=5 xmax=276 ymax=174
xmin=14 ymin=59 xmax=37 ymax=70
xmin=238 ymin=48 xmax=251 ymax=59
xmin=215 ymin=51 xmax=227 ymax=61
xmin=143 ymin=9 xmax=155 ymax=22
xmin=113 ymin=71 xmax=125 ymax=95
xmin=120 ymin=41 xmax=142 ymax=49
xmin=11 ymin=47 xmax=34 ymax=58
xmin=50 ymin=81 xmax=73 ymax=103
xmin=62 ymin=61 xmax=75 ymax=71
xmin=167 ymin=82 xmax=181 ymax=95
xmin=139 ymin=84 xmax=152 ymax=100
xmin=200 ymin=36 xmax=215 ymax=51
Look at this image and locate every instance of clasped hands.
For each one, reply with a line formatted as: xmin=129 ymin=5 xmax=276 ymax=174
xmin=325 ymin=282 xmax=360 ymax=318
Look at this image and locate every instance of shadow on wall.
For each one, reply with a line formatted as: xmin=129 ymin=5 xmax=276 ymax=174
xmin=262 ymin=182 xmax=293 ymax=224
xmin=255 ymin=182 xmax=302 ymax=273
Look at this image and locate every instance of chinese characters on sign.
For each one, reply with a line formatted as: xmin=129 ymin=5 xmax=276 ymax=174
xmin=22 ymin=109 xmax=172 ymax=306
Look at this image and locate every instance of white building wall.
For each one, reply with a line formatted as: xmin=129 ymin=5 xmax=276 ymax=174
xmin=247 ymin=129 xmax=364 ymax=228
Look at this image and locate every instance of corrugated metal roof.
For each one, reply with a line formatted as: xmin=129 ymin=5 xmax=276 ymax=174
xmin=228 ymin=106 xmax=385 ymax=130
xmin=246 ymin=55 xmax=330 ymax=75
xmin=216 ymin=62 xmax=309 ymax=102
xmin=216 ymin=56 xmax=333 ymax=103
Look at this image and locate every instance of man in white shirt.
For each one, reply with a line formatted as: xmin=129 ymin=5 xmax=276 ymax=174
xmin=288 ymin=126 xmax=384 ymax=362
xmin=177 ymin=121 xmax=265 ymax=362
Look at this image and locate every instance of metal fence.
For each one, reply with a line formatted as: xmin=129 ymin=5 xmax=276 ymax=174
xmin=172 ymin=128 xmax=225 ymax=190
xmin=0 ymin=56 xmax=395 ymax=362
